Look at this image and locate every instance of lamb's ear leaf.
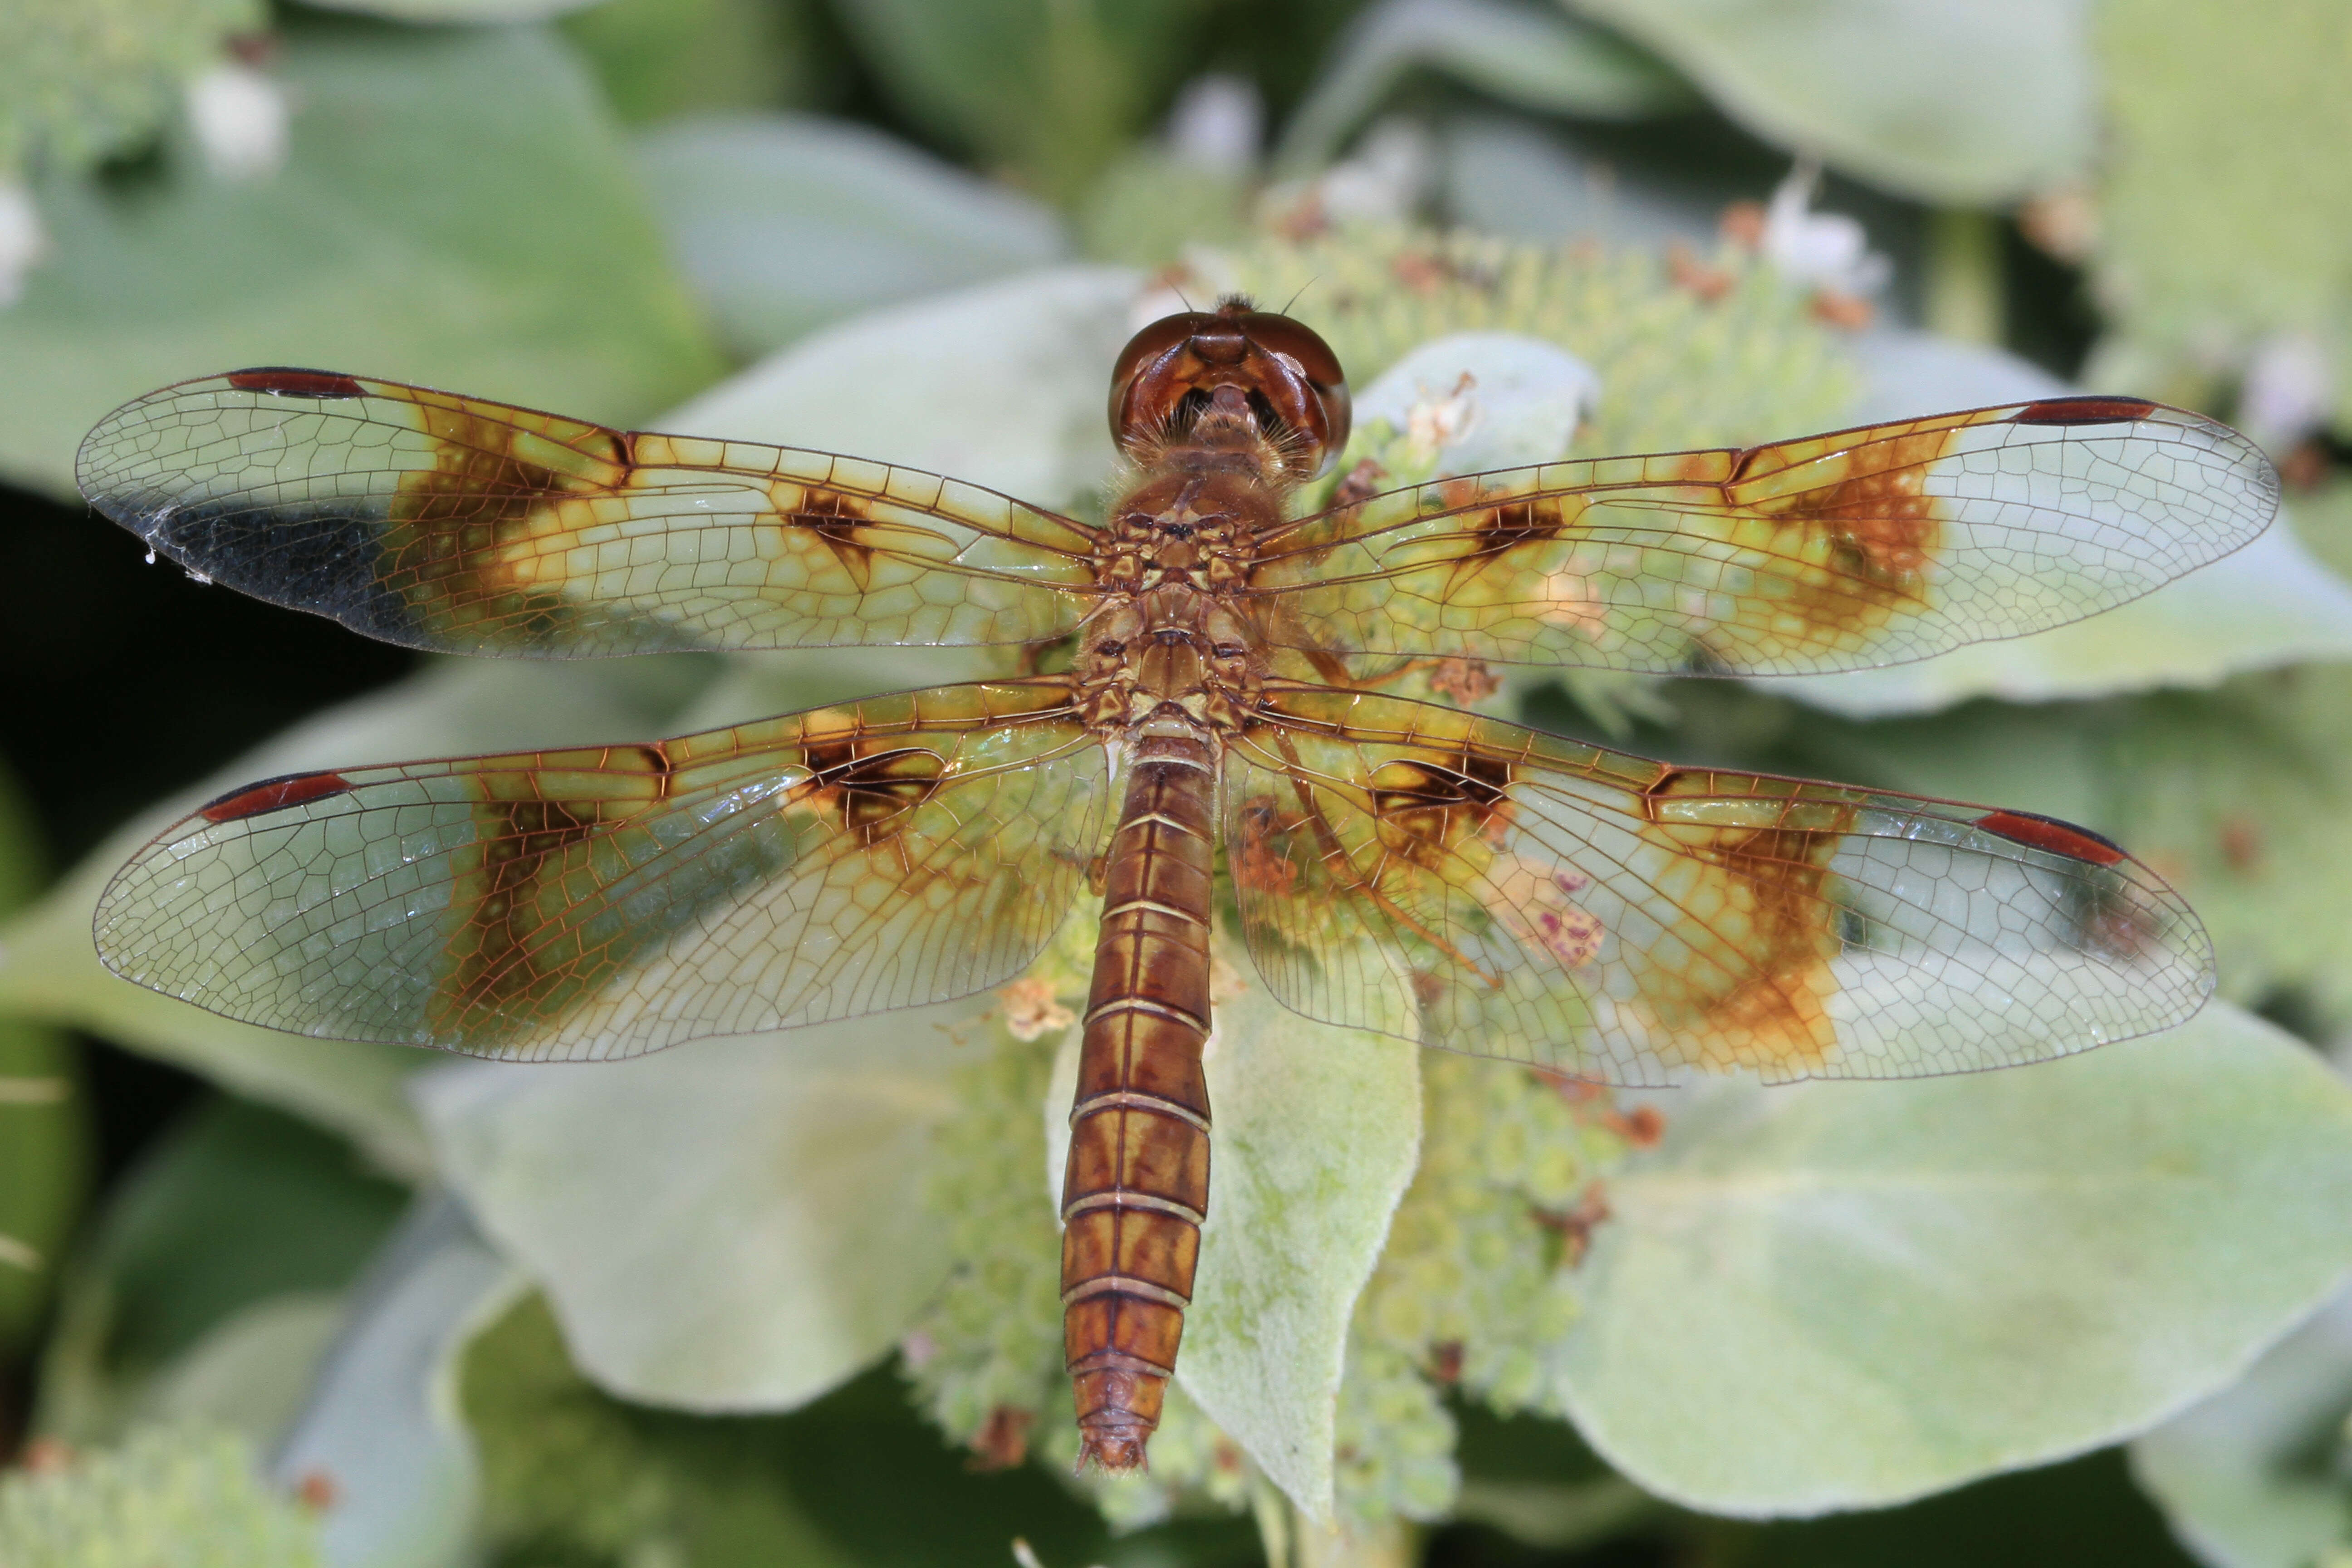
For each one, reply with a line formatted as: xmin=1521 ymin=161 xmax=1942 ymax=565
xmin=0 ymin=22 xmax=722 ymax=499
xmin=1571 ymin=0 xmax=2094 ymax=204
xmin=1553 ymin=1003 xmax=2352 ymax=1516
xmin=415 ymin=1001 xmax=977 ymax=1411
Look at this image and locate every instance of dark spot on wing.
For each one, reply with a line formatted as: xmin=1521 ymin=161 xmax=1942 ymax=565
xmin=199 ymin=770 xmax=354 ymax=823
xmin=1975 ymin=809 xmax=2127 ymax=865
xmin=227 ymin=368 xmax=367 ymax=399
xmin=2014 ymin=397 xmax=2158 ymax=427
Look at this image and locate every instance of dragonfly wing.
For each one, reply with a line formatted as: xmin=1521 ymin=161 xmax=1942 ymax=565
xmin=1223 ymin=686 xmax=2211 ymax=1085
xmin=98 ymin=682 xmax=1108 ymax=1059
xmin=1246 ymin=399 xmax=2277 ymax=674
xmin=78 ymin=371 xmax=1098 ymax=655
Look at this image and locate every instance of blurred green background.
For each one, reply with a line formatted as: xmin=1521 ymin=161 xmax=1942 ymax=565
xmin=4 ymin=0 xmax=2352 ymax=1565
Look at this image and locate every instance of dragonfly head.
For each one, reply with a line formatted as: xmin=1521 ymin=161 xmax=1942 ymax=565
xmin=1108 ymin=296 xmax=1352 ymax=480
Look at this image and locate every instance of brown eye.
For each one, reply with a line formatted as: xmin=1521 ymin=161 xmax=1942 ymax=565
xmin=1240 ymin=312 xmax=1345 ymax=389
xmin=1212 ymin=642 xmax=1246 ymax=659
xmin=1108 ymin=313 xmax=1208 ymax=393
xmin=1238 ymin=311 xmax=1352 ymax=475
xmin=1094 ymin=639 xmax=1126 ymax=657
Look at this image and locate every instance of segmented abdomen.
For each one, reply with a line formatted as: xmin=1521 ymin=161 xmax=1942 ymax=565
xmin=1060 ymin=730 xmax=1217 ymax=1470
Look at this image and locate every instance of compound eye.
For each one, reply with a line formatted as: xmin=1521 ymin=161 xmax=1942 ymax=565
xmin=1109 ymin=313 xmax=1209 ymax=398
xmin=1240 ymin=312 xmax=1344 ymax=389
xmin=1240 ymin=311 xmax=1352 ymax=475
xmin=1107 ymin=311 xmax=1215 ymax=449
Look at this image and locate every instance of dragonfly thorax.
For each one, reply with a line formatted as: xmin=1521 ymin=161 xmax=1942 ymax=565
xmin=1074 ymin=579 xmax=1258 ymax=735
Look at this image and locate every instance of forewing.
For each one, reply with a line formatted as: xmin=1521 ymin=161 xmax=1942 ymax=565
xmin=78 ymin=371 xmax=1098 ymax=655
xmin=1224 ymin=686 xmax=2210 ymax=1085
xmin=98 ymin=682 xmax=1107 ymax=1060
xmin=1246 ymin=399 xmax=2276 ymax=673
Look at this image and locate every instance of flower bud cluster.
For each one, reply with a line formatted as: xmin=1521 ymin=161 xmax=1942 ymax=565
xmin=1332 ymin=1054 xmax=1645 ymax=1525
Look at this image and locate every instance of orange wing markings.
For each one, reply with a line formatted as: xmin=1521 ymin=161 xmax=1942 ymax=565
xmin=99 ymin=681 xmax=1109 ymax=1058
xmin=1241 ymin=399 xmax=2276 ymax=674
xmin=1224 ymin=686 xmax=2211 ymax=1085
xmin=1631 ymin=768 xmax=1860 ymax=1073
xmin=78 ymin=372 xmax=1100 ymax=656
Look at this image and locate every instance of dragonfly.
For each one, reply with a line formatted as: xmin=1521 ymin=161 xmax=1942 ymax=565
xmin=77 ymin=298 xmax=2277 ymax=1470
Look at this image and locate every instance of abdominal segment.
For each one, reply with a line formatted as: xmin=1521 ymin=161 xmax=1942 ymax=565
xmin=1060 ymin=733 xmax=1218 ymax=1470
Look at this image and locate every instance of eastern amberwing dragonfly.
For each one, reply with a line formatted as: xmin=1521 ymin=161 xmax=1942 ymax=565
xmin=78 ymin=299 xmax=2276 ymax=1470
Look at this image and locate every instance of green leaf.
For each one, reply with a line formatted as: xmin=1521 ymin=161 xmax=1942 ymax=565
xmin=636 ymin=112 xmax=1068 ymax=359
xmin=273 ymin=1198 xmax=524 ymax=1568
xmin=132 ymin=1294 xmax=348 ymax=1454
xmin=1567 ymin=0 xmax=2096 ymax=205
xmin=1174 ymin=982 xmax=1423 ymax=1524
xmin=414 ymin=1000 xmax=976 ymax=1409
xmin=830 ymin=0 xmax=1191 ymax=202
xmin=460 ymin=1293 xmax=858 ymax=1568
xmin=33 ymin=1097 xmax=409 ymax=1446
xmin=297 ymin=0 xmax=605 ymax=21
xmin=1550 ymin=1003 xmax=2352 ymax=1515
xmin=4 ymin=0 xmax=263 ymax=175
xmin=1348 ymin=331 xmax=1601 ymax=477
xmin=2131 ymin=1282 xmax=2352 ymax=1568
xmin=0 ymin=758 xmax=83 ymax=1355
xmin=1718 ymin=1448 xmax=2212 ymax=1568
xmin=1276 ymin=0 xmax=1695 ymax=172
xmin=1072 ymin=145 xmax=1254 ymax=270
xmin=664 ymin=264 xmax=1140 ymax=506
xmin=0 ymin=19 xmax=725 ymax=498
xmin=561 ymin=0 xmax=816 ymax=124
xmin=2090 ymin=0 xmax=2352 ymax=426
xmin=0 ymin=657 xmax=716 ymax=1171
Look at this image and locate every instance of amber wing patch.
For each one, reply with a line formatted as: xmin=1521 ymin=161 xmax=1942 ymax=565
xmin=1223 ymin=686 xmax=2212 ymax=1084
xmin=1244 ymin=399 xmax=2276 ymax=674
xmin=95 ymin=682 xmax=1112 ymax=1059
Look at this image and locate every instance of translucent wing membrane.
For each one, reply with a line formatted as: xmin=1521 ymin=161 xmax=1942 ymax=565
xmin=77 ymin=372 xmax=1099 ymax=655
xmin=1225 ymin=686 xmax=2211 ymax=1086
xmin=1247 ymin=399 xmax=2278 ymax=674
xmin=97 ymin=682 xmax=1107 ymax=1059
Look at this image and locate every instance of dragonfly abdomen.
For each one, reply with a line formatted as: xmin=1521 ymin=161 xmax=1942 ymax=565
xmin=1060 ymin=730 xmax=1218 ymax=1470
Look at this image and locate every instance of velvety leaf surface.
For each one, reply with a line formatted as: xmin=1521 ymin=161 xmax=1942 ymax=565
xmin=663 ymin=264 xmax=1140 ymax=507
xmin=829 ymin=0 xmax=1189 ymax=201
xmin=272 ymin=1198 xmax=524 ymax=1568
xmin=1552 ymin=1004 xmax=2352 ymax=1515
xmin=32 ymin=1097 xmax=408 ymax=1447
xmin=414 ymin=1001 xmax=976 ymax=1410
xmin=1173 ymin=981 xmax=1423 ymax=1523
xmin=1275 ymin=0 xmax=1694 ymax=171
xmin=2131 ymin=1279 xmax=2352 ymax=1568
xmin=636 ymin=112 xmax=1067 ymax=359
xmin=0 ymin=20 xmax=724 ymax=497
xmin=2091 ymin=0 xmax=2352 ymax=429
xmin=1570 ymin=0 xmax=2096 ymax=204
